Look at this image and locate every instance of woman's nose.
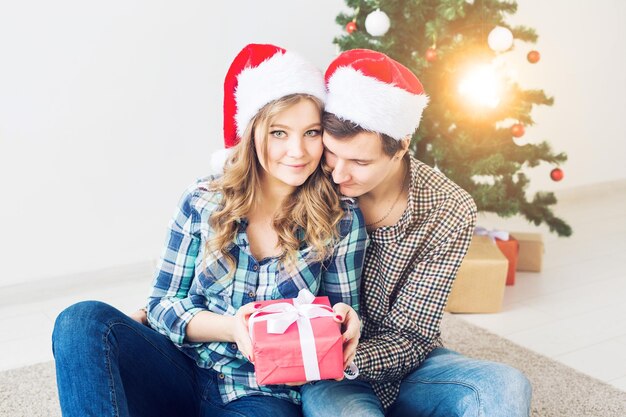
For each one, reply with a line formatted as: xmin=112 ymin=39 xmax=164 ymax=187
xmin=287 ymin=137 xmax=305 ymax=158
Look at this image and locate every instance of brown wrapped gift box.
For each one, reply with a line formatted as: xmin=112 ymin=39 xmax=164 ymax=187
xmin=510 ymin=232 xmax=544 ymax=272
xmin=445 ymin=235 xmax=508 ymax=313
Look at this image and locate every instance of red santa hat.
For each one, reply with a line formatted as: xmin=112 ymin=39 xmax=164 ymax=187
xmin=324 ymin=49 xmax=428 ymax=141
xmin=211 ymin=43 xmax=327 ymax=172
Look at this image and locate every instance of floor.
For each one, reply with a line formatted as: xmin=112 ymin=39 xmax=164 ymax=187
xmin=1 ymin=180 xmax=625 ymax=392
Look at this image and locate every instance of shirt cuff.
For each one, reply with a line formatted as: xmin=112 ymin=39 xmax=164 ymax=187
xmin=353 ymin=349 xmax=368 ymax=378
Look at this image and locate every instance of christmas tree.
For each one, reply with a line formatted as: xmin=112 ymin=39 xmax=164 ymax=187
xmin=335 ymin=0 xmax=571 ymax=237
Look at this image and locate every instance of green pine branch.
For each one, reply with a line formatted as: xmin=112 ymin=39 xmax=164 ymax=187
xmin=336 ymin=0 xmax=572 ymax=237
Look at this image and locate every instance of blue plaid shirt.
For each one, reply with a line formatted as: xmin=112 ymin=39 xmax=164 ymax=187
xmin=147 ymin=176 xmax=367 ymax=405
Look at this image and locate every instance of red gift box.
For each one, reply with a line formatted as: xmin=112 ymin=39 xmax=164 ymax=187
xmin=249 ymin=292 xmax=343 ymax=385
xmin=495 ymin=237 xmax=519 ymax=286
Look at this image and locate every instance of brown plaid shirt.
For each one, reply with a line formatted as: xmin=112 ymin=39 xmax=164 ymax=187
xmin=353 ymin=156 xmax=477 ymax=409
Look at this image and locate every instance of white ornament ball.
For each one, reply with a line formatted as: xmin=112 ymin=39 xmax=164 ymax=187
xmin=365 ymin=9 xmax=390 ymax=37
xmin=488 ymin=26 xmax=514 ymax=52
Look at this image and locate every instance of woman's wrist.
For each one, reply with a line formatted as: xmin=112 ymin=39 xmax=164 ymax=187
xmin=186 ymin=311 xmax=237 ymax=343
xmin=224 ymin=315 xmax=237 ymax=343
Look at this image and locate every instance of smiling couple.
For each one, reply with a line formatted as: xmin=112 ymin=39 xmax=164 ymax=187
xmin=52 ymin=44 xmax=531 ymax=417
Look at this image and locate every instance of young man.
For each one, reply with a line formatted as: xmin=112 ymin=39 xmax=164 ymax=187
xmin=299 ymin=49 xmax=532 ymax=417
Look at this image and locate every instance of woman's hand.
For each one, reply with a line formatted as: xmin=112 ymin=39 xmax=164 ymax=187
xmin=129 ymin=308 xmax=148 ymax=326
xmin=284 ymin=381 xmax=308 ymax=386
xmin=332 ymin=303 xmax=361 ymax=369
xmin=233 ymin=302 xmax=261 ymax=363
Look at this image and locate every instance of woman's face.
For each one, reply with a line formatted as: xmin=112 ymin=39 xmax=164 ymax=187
xmin=255 ymin=99 xmax=323 ymax=191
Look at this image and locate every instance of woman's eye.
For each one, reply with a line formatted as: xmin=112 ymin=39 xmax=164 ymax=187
xmin=270 ymin=130 xmax=286 ymax=139
xmin=305 ymin=129 xmax=321 ymax=137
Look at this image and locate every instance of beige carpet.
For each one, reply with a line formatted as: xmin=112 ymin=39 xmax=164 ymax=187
xmin=2 ymin=314 xmax=626 ymax=417
xmin=440 ymin=314 xmax=626 ymax=417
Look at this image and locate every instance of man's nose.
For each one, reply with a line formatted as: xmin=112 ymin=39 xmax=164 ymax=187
xmin=332 ymin=160 xmax=350 ymax=184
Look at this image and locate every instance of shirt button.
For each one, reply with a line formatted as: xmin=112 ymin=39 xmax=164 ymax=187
xmin=230 ymin=343 xmax=238 ymax=350
xmin=248 ymin=291 xmax=255 ymax=298
xmin=253 ymin=264 xmax=258 ymax=271
xmin=218 ymin=373 xmax=225 ymax=379
xmin=207 ymin=361 xmax=213 ymax=367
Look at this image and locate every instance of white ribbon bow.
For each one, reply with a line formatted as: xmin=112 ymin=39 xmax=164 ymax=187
xmin=248 ymin=289 xmax=359 ymax=381
xmin=474 ymin=226 xmax=509 ymax=242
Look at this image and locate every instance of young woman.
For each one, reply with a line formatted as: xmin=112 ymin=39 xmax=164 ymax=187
xmin=52 ymin=44 xmax=367 ymax=417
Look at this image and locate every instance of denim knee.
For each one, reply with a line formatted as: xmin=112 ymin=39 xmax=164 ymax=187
xmin=509 ymin=367 xmax=532 ymax=406
xmin=52 ymin=301 xmax=120 ymax=354
xmin=482 ymin=364 xmax=532 ymax=415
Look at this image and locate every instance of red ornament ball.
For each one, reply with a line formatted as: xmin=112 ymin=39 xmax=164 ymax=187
xmin=550 ymin=168 xmax=564 ymax=182
xmin=511 ymin=123 xmax=525 ymax=138
xmin=425 ymin=48 xmax=438 ymax=62
xmin=527 ymin=50 xmax=541 ymax=64
xmin=346 ymin=21 xmax=357 ymax=34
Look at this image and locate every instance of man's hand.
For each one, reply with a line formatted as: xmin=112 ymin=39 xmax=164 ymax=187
xmin=284 ymin=381 xmax=308 ymax=386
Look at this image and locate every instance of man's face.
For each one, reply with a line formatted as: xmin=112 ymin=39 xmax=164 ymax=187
xmin=323 ymin=131 xmax=397 ymax=198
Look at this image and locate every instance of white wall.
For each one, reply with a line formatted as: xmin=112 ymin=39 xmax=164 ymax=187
xmin=0 ymin=0 xmax=348 ymax=287
xmin=1 ymin=0 xmax=624 ymax=287
xmin=506 ymin=0 xmax=626 ymax=194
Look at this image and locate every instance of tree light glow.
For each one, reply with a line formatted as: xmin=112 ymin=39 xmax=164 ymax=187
xmin=458 ymin=64 xmax=502 ymax=108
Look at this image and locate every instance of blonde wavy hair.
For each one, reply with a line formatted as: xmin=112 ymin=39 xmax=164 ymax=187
xmin=206 ymin=94 xmax=345 ymax=280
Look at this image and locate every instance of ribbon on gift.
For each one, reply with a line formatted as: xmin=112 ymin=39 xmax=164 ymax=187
xmin=474 ymin=226 xmax=509 ymax=242
xmin=248 ymin=289 xmax=359 ymax=381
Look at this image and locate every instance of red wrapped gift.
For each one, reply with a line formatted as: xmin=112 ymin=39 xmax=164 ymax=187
xmin=248 ymin=290 xmax=344 ymax=385
xmin=495 ymin=237 xmax=519 ymax=285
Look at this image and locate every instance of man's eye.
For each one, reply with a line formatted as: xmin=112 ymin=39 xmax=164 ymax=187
xmin=270 ymin=130 xmax=286 ymax=139
xmin=305 ymin=129 xmax=321 ymax=137
xmin=355 ymin=161 xmax=369 ymax=166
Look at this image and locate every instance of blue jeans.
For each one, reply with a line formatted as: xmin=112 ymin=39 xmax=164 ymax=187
xmin=52 ymin=301 xmax=302 ymax=417
xmin=301 ymin=348 xmax=532 ymax=417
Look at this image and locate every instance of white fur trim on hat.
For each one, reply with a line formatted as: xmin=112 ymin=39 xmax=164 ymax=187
xmin=325 ymin=66 xmax=429 ymax=140
xmin=234 ymin=51 xmax=326 ymax=138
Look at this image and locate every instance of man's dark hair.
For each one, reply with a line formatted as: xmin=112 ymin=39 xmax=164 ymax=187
xmin=322 ymin=112 xmax=403 ymax=157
